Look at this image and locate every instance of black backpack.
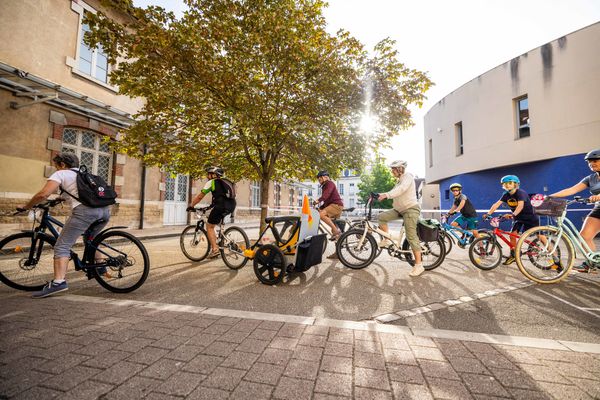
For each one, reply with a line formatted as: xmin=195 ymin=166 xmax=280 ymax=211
xmin=61 ymin=166 xmax=117 ymax=207
xmin=217 ymin=178 xmax=236 ymax=200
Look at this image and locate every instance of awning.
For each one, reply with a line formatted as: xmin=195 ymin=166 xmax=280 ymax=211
xmin=0 ymin=61 xmax=134 ymax=129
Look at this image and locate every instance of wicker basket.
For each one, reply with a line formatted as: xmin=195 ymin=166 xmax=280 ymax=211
xmin=534 ymin=197 xmax=567 ymax=217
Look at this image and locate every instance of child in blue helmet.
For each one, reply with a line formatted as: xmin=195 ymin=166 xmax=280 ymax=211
xmin=484 ymin=175 xmax=538 ymax=265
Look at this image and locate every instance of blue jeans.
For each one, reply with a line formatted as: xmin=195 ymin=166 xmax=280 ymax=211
xmin=54 ymin=205 xmax=110 ymax=258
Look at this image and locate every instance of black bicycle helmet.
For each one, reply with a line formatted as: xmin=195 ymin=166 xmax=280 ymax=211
xmin=317 ymin=170 xmax=329 ymax=178
xmin=206 ymin=166 xmax=224 ymax=177
xmin=584 ymin=148 xmax=600 ymax=161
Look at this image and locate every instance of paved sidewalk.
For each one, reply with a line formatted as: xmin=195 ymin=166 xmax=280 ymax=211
xmin=1 ymin=294 xmax=599 ymax=399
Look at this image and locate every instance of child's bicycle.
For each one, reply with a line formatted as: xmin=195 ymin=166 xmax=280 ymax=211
xmin=0 ymin=199 xmax=150 ymax=293
xmin=468 ymin=214 xmax=554 ymax=271
xmin=335 ymin=193 xmax=446 ymax=270
xmin=180 ymin=206 xmax=250 ymax=269
xmin=439 ymin=214 xmax=488 ymax=255
xmin=515 ymin=196 xmax=597 ymax=284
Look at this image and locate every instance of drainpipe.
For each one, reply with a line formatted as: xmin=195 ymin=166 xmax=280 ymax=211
xmin=138 ymin=145 xmax=147 ymax=229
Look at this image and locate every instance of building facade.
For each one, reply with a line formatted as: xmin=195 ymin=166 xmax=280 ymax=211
xmin=0 ymin=0 xmax=310 ymax=233
xmin=424 ymin=22 xmax=600 ymax=228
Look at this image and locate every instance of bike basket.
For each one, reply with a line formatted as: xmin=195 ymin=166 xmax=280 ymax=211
xmin=417 ymin=219 xmax=440 ymax=242
xmin=533 ymin=197 xmax=567 ymax=217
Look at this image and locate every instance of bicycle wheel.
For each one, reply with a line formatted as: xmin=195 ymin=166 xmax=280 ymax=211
xmin=253 ymin=244 xmax=286 ymax=285
xmin=92 ymin=231 xmax=150 ymax=293
xmin=440 ymin=230 xmax=454 ymax=255
xmin=468 ymin=235 xmax=502 ymax=270
xmin=318 ymin=226 xmax=328 ymax=254
xmin=402 ymin=238 xmax=446 ymax=270
xmin=180 ymin=225 xmax=210 ymax=261
xmin=0 ymin=232 xmax=55 ymax=291
xmin=349 ymin=221 xmax=383 ymax=258
xmin=515 ymin=226 xmax=574 ymax=284
xmin=220 ymin=226 xmax=250 ymax=270
xmin=336 ymin=229 xmax=378 ymax=269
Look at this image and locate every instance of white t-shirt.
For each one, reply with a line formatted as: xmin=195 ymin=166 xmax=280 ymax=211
xmin=48 ymin=168 xmax=81 ymax=209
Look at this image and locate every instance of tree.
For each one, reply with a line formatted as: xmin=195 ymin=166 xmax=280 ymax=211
xmin=85 ymin=0 xmax=433 ymax=227
xmin=357 ymin=159 xmax=396 ymax=209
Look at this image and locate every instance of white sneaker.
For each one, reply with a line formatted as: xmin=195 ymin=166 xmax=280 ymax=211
xmin=409 ymin=264 xmax=425 ymax=277
xmin=378 ymin=238 xmax=392 ymax=248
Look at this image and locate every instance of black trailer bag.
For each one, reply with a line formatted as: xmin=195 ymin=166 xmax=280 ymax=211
xmin=294 ymin=233 xmax=327 ymax=272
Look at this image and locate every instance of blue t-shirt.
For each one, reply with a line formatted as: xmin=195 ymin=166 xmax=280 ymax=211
xmin=580 ymin=172 xmax=600 ymax=205
xmin=500 ymin=188 xmax=536 ymax=221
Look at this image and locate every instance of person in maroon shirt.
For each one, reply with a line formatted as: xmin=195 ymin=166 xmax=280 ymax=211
xmin=314 ymin=170 xmax=344 ymax=240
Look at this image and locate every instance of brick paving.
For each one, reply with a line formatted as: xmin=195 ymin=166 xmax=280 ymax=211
xmin=1 ymin=296 xmax=600 ymax=399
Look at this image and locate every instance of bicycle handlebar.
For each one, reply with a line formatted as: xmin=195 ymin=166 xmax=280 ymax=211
xmin=15 ymin=198 xmax=64 ymax=214
xmin=187 ymin=206 xmax=212 ymax=213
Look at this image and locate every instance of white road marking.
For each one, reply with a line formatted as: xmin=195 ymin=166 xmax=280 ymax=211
xmin=538 ymin=290 xmax=600 ymax=319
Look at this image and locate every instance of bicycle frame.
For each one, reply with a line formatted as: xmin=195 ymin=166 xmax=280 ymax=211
xmin=30 ymin=202 xmax=127 ymax=273
xmin=551 ymin=205 xmax=598 ymax=263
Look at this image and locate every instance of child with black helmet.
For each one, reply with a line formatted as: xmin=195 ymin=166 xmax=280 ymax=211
xmin=549 ymin=148 xmax=600 ymax=272
xmin=484 ymin=175 xmax=539 ymax=265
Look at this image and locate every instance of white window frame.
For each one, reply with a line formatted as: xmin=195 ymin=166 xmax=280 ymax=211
xmin=455 ymin=121 xmax=464 ymax=156
xmin=61 ymin=128 xmax=113 ymax=184
xmin=66 ymin=1 xmax=118 ymax=91
xmin=251 ymin=181 xmax=261 ymax=208
xmin=515 ymin=95 xmax=530 ymax=139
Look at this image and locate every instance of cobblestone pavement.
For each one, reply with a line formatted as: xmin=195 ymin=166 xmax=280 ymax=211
xmin=1 ymin=294 xmax=599 ymax=400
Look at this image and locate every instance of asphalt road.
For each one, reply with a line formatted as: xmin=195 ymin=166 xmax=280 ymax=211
xmin=3 ymin=231 xmax=598 ymax=344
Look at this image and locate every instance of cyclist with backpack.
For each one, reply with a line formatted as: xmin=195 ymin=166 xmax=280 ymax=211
xmin=18 ymin=153 xmax=112 ymax=298
xmin=188 ymin=166 xmax=236 ymax=258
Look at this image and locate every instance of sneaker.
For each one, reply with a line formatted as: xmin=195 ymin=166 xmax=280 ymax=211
xmin=329 ymin=229 xmax=342 ymax=241
xmin=409 ymin=264 xmax=425 ymax=277
xmin=502 ymin=256 xmax=516 ymax=265
xmin=32 ymin=280 xmax=68 ymax=299
xmin=573 ymin=261 xmax=591 ymax=273
xmin=327 ymin=253 xmax=339 ymax=260
xmin=378 ymin=238 xmax=392 ymax=248
xmin=551 ymin=256 xmax=563 ymax=272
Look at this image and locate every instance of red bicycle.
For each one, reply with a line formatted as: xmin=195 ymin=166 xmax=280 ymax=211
xmin=468 ymin=215 xmax=554 ymax=271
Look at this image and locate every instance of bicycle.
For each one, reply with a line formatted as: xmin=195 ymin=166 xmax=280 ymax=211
xmin=439 ymin=214 xmax=488 ymax=255
xmin=514 ymin=196 xmax=597 ymax=284
xmin=468 ymin=214 xmax=552 ymax=271
xmin=180 ymin=206 xmax=250 ymax=270
xmin=335 ymin=193 xmax=446 ymax=270
xmin=0 ymin=199 xmax=149 ymax=293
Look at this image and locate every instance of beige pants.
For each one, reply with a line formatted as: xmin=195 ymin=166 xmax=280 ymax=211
xmin=322 ymin=204 xmax=343 ymax=219
xmin=378 ymin=206 xmax=421 ymax=251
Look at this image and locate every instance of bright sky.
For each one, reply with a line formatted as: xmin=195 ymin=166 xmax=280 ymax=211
xmin=134 ymin=0 xmax=600 ymax=177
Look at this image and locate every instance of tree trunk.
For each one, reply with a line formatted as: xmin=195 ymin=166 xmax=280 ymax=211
xmin=259 ymin=177 xmax=271 ymax=233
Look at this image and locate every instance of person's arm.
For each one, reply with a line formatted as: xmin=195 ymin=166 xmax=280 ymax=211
xmin=453 ymin=199 xmax=466 ymax=214
xmin=485 ymin=200 xmax=504 ymax=217
xmin=447 ymin=204 xmax=457 ymax=214
xmin=550 ymin=182 xmax=587 ymax=198
xmin=18 ymin=180 xmax=60 ymax=210
xmin=318 ymin=181 xmax=333 ymax=204
xmin=189 ymin=180 xmax=214 ymax=207
xmin=384 ymin=175 xmax=412 ymax=199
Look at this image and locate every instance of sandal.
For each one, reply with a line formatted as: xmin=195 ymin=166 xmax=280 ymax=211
xmin=208 ymin=250 xmax=220 ymax=259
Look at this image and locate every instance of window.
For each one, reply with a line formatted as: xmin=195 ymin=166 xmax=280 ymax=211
xmin=289 ymin=189 xmax=295 ymax=206
xmin=78 ymin=20 xmax=109 ymax=83
xmin=344 ymin=169 xmax=349 ymax=177
xmin=428 ymin=139 xmax=433 ymax=167
xmin=349 ymin=198 xmax=355 ymax=207
xmin=349 ymin=183 xmax=354 ymax=187
xmin=251 ymin=181 xmax=261 ymax=208
xmin=61 ymin=128 xmax=113 ymax=183
xmin=274 ymin=183 xmax=281 ymax=207
xmin=455 ymin=122 xmax=463 ymax=156
xmin=516 ymin=96 xmax=530 ymax=138
xmin=444 ymin=190 xmax=450 ymax=200
xmin=339 ymin=183 xmax=344 ymax=195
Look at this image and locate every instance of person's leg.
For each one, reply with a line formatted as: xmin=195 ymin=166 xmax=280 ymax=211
xmin=402 ymin=208 xmax=422 ymax=266
xmin=580 ymin=216 xmax=600 ymax=252
xmin=319 ymin=209 xmax=338 ymax=236
xmin=207 ymin=207 xmax=224 ymax=256
xmin=377 ymin=209 xmax=400 ymax=247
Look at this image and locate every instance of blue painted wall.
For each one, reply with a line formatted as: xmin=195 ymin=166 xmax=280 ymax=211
xmin=439 ymin=153 xmax=593 ymax=230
